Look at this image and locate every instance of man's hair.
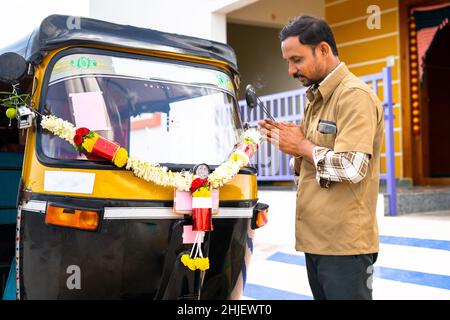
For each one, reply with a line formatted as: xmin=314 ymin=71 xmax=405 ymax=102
xmin=279 ymin=15 xmax=339 ymax=56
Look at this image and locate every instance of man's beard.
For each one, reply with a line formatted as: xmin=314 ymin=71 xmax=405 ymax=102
xmin=293 ymin=73 xmax=318 ymax=87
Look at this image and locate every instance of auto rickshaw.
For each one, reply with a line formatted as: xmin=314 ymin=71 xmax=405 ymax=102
xmin=0 ymin=15 xmax=268 ymax=300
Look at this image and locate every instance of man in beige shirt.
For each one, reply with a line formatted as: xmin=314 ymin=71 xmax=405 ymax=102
xmin=258 ymin=15 xmax=384 ymax=300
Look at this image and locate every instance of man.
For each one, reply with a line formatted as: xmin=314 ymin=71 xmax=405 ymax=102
xmin=258 ymin=15 xmax=384 ymax=300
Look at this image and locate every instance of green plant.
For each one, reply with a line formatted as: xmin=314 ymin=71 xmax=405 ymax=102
xmin=0 ymin=89 xmax=32 ymax=123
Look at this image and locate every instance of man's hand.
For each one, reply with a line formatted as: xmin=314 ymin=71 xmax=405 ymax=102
xmin=257 ymin=118 xmax=316 ymax=163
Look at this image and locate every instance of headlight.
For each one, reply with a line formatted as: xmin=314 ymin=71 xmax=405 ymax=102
xmin=193 ymin=163 xmax=210 ymax=179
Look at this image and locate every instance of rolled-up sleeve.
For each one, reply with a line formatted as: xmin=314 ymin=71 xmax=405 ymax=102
xmin=334 ymin=88 xmax=379 ymax=156
xmin=312 ymin=146 xmax=370 ymax=188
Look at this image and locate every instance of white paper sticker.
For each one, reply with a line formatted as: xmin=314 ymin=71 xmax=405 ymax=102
xmin=44 ymin=171 xmax=95 ymax=194
xmin=70 ymin=91 xmax=109 ymax=131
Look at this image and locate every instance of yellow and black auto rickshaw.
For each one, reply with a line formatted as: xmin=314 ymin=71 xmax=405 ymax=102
xmin=0 ymin=15 xmax=268 ymax=300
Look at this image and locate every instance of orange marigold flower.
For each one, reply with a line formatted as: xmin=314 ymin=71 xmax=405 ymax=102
xmin=113 ymin=147 xmax=128 ymax=168
xmin=82 ymin=133 xmax=99 ymax=153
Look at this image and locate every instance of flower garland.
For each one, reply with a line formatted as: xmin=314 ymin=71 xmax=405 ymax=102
xmin=41 ymin=115 xmax=77 ymax=147
xmin=41 ymin=115 xmax=261 ymax=191
xmin=41 ymin=114 xmax=261 ymax=273
xmin=181 ymin=243 xmax=210 ymax=271
xmin=180 ymin=177 xmax=214 ymax=270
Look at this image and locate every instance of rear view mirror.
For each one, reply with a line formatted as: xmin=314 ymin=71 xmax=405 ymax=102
xmin=245 ymin=84 xmax=258 ymax=110
xmin=245 ymin=84 xmax=275 ymax=121
xmin=0 ymin=52 xmax=28 ymax=84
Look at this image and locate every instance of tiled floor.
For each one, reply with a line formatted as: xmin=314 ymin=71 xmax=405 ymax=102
xmin=243 ymin=190 xmax=450 ymax=300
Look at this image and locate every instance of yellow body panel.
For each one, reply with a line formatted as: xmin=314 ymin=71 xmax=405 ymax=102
xmin=23 ymin=149 xmax=257 ymax=200
xmin=22 ymin=45 xmax=257 ymax=202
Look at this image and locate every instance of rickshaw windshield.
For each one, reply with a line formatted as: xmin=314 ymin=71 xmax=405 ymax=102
xmin=40 ymin=53 xmax=242 ymax=165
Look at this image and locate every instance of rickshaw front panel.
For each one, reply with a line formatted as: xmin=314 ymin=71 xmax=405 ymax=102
xmin=19 ymin=209 xmax=252 ymax=299
xmin=16 ymin=45 xmax=259 ymax=300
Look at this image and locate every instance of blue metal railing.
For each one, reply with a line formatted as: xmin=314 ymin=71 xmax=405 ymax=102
xmin=240 ymin=88 xmax=307 ymax=180
xmin=240 ymin=66 xmax=397 ymax=215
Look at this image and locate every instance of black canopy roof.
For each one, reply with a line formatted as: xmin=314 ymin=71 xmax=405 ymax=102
xmin=0 ymin=14 xmax=238 ymax=73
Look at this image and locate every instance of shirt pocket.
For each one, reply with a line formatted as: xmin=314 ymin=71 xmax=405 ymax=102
xmin=315 ymin=120 xmax=337 ymax=149
xmin=317 ymin=120 xmax=337 ymax=134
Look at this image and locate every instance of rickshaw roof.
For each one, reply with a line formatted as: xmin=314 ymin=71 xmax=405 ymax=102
xmin=0 ymin=15 xmax=238 ymax=73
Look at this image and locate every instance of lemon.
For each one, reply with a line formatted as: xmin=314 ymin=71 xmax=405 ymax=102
xmin=6 ymin=108 xmax=16 ymax=119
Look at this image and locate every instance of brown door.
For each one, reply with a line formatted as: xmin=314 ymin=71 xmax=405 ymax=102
xmin=423 ymin=24 xmax=450 ymax=177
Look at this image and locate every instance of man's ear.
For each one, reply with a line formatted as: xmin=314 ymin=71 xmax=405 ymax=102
xmin=319 ymin=42 xmax=330 ymax=56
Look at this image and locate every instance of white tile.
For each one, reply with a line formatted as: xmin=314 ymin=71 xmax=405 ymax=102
xmin=372 ymin=278 xmax=450 ymax=300
xmin=246 ymin=260 xmax=312 ymax=297
xmin=377 ymin=243 xmax=450 ymax=276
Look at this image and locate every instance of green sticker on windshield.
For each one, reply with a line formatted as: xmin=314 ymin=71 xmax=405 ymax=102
xmin=70 ymin=56 xmax=97 ymax=70
xmin=216 ymin=74 xmax=234 ymax=93
xmin=216 ymin=74 xmax=226 ymax=86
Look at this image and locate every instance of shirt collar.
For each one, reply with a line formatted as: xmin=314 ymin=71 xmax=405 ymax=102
xmin=320 ymin=62 xmax=344 ymax=86
xmin=306 ymin=62 xmax=349 ymax=103
xmin=318 ymin=62 xmax=349 ymax=104
xmin=306 ymin=84 xmax=317 ymax=102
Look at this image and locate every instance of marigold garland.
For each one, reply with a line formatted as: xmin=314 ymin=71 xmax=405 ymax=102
xmin=180 ymin=253 xmax=209 ymax=271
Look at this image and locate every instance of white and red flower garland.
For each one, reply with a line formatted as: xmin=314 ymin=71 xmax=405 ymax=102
xmin=41 ymin=115 xmax=261 ymax=191
xmin=41 ymin=114 xmax=261 ymax=272
xmin=180 ymin=177 xmax=213 ymax=271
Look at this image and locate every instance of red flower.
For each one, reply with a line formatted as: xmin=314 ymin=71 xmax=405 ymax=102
xmin=190 ymin=178 xmax=207 ymax=193
xmin=76 ymin=127 xmax=90 ymax=137
xmin=73 ymin=134 xmax=83 ymax=145
xmin=190 ymin=178 xmax=209 ymax=193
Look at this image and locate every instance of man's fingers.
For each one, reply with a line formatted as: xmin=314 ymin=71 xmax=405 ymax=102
xmin=264 ymin=118 xmax=281 ymax=129
xmin=282 ymin=121 xmax=297 ymax=127
xmin=257 ymin=120 xmax=266 ymax=127
xmin=258 ymin=121 xmax=274 ymax=131
xmin=260 ymin=127 xmax=280 ymax=140
xmin=259 ymin=128 xmax=272 ymax=142
xmin=262 ymin=122 xmax=276 ymax=130
xmin=270 ymin=133 xmax=279 ymax=144
xmin=264 ymin=133 xmax=280 ymax=147
xmin=258 ymin=120 xmax=272 ymax=129
xmin=258 ymin=127 xmax=269 ymax=136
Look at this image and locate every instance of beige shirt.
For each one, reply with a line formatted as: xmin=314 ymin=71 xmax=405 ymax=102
xmin=295 ymin=63 xmax=384 ymax=255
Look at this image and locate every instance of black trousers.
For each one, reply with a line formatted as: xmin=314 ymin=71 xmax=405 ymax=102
xmin=305 ymin=253 xmax=378 ymax=300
